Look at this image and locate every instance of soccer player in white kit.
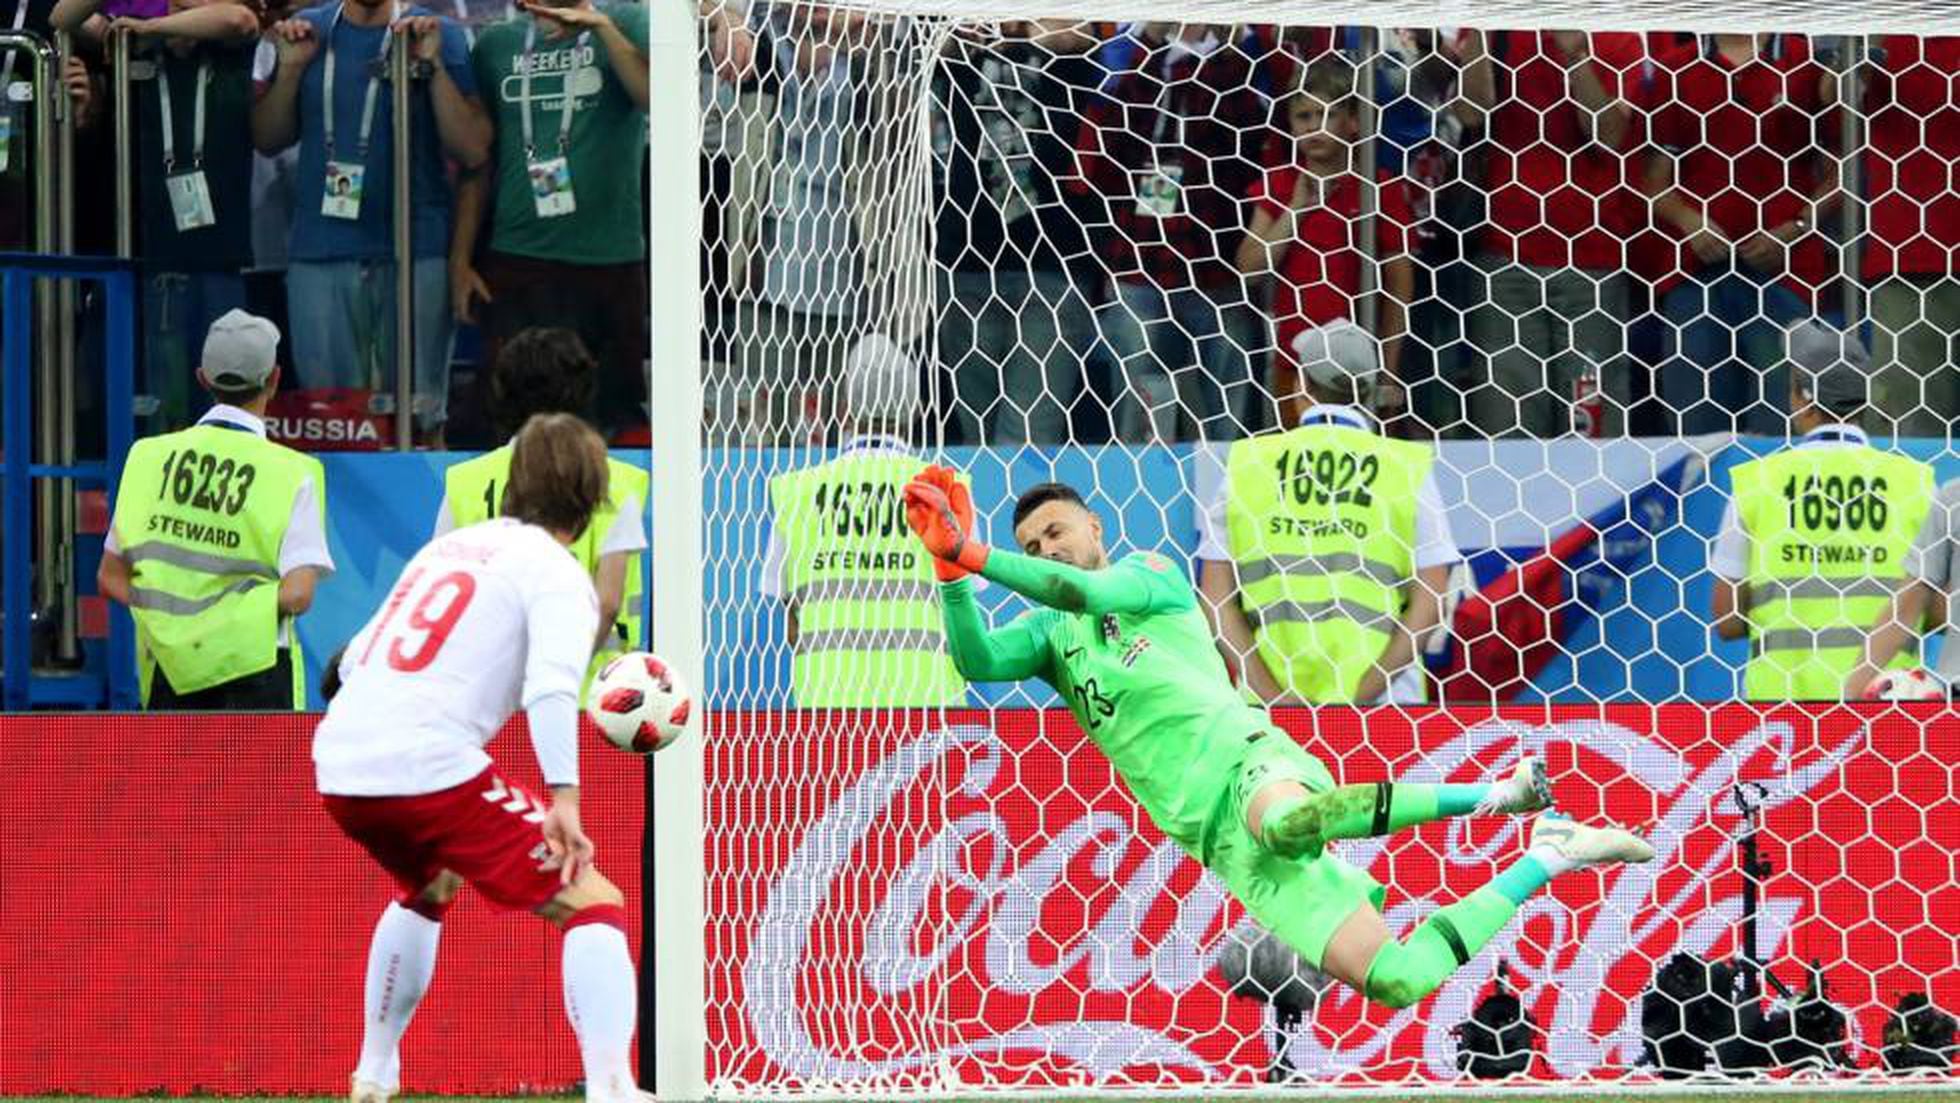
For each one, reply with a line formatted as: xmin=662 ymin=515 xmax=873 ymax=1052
xmin=313 ymin=414 xmax=640 ymax=1102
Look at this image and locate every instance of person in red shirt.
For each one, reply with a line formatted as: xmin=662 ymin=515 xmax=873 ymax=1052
xmin=1457 ymin=29 xmax=1645 ymax=437
xmin=1236 ymin=59 xmax=1417 ymax=429
xmin=1639 ymin=33 xmax=1838 ymax=434
xmin=1863 ymin=35 xmax=1960 ymax=437
xmin=1074 ymin=23 xmax=1282 ymax=441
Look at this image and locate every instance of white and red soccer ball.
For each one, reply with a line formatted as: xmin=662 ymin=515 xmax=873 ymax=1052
xmin=1861 ymin=668 xmax=1946 ymax=702
xmin=588 ymin=651 xmax=692 ymax=753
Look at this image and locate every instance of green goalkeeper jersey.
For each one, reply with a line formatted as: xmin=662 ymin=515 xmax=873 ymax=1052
xmin=939 ymin=550 xmax=1276 ymax=854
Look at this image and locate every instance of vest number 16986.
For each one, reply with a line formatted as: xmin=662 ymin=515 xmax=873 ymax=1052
xmin=1780 ymin=473 xmax=1889 ymax=532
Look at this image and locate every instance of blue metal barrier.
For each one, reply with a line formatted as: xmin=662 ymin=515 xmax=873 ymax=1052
xmin=1 ymin=253 xmax=137 ymax=710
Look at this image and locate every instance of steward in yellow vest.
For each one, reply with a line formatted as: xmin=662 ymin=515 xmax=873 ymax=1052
xmin=436 ymin=329 xmax=647 ymax=693
xmin=761 ymin=334 xmax=966 ymax=707
xmin=1197 ymin=321 xmax=1459 ymax=704
xmin=1711 ymin=322 xmax=1935 ymax=700
xmin=99 ymin=310 xmax=333 ymax=709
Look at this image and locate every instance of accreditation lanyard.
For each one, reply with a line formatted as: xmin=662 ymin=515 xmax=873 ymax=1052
xmin=321 ymin=1 xmax=391 ymax=164
xmin=155 ymin=57 xmax=211 ymax=172
xmin=519 ymin=19 xmax=584 ymax=159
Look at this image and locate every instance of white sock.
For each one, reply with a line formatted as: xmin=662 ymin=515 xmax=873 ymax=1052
xmin=563 ymin=923 xmax=638 ymax=1101
xmin=354 ymin=903 xmax=443 ymax=1091
xmin=1527 ymin=843 xmax=1580 ymax=878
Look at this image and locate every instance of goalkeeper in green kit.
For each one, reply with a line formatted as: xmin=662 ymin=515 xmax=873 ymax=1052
xmin=902 ymin=467 xmax=1654 ymax=1009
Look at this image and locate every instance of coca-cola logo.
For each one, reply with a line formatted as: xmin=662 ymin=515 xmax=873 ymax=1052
xmin=737 ymin=711 xmax=1869 ymax=1087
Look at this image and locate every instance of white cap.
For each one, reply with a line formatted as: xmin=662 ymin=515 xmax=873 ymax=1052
xmin=843 ymin=332 xmax=921 ymax=423
xmin=201 ymin=309 xmax=282 ymax=391
xmin=1292 ymin=320 xmax=1379 ymax=401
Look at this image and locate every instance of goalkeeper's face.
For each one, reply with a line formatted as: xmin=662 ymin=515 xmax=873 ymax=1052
xmin=1014 ymin=500 xmax=1108 ymax=571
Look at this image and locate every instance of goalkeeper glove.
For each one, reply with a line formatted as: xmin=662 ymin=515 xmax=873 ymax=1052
xmin=904 ymin=467 xmax=988 ymax=581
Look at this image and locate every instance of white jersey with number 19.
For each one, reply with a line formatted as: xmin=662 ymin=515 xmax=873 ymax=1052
xmin=314 ymin=518 xmax=600 ymax=798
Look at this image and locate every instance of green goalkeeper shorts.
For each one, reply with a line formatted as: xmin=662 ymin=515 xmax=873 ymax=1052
xmin=1207 ymin=730 xmax=1385 ymax=970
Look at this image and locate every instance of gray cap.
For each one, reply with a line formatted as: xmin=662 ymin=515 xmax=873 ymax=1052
xmin=1292 ymin=319 xmax=1379 ymax=401
xmin=843 ymin=332 xmax=921 ymax=423
xmin=201 ymin=309 xmax=282 ymax=391
xmin=1787 ymin=320 xmax=1871 ymax=417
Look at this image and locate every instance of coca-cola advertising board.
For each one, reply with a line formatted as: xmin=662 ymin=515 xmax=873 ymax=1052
xmin=710 ymin=704 xmax=1958 ymax=1089
xmin=3 ymin=707 xmax=1954 ymax=1093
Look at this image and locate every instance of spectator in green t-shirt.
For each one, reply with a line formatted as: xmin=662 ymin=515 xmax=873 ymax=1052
xmin=450 ymin=0 xmax=648 ymax=439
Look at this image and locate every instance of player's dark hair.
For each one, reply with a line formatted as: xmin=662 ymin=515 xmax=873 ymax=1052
xmin=502 ymin=412 xmax=609 ymax=540
xmin=490 ymin=327 xmax=598 ymax=439
xmin=1012 ymin=482 xmax=1089 ymax=530
xmin=320 ymin=644 xmax=348 ymax=703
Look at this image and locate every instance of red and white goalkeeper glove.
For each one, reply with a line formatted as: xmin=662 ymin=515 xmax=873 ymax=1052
xmin=904 ymin=465 xmax=987 ymax=582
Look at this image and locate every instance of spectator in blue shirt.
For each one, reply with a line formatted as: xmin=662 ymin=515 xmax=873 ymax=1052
xmin=252 ymin=0 xmax=490 ymax=446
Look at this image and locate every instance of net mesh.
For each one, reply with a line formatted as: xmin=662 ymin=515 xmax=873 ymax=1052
xmin=694 ymin=8 xmax=1960 ymax=1092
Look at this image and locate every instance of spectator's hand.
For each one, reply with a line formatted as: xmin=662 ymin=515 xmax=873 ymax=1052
xmin=394 ymin=15 xmax=444 ymax=62
xmin=107 ymin=15 xmax=156 ymax=36
xmin=1550 ymin=30 xmax=1590 ymax=60
xmin=1735 ymin=230 xmax=1786 ymax=273
xmin=269 ymin=18 xmax=320 ymax=69
xmin=706 ymin=14 xmax=754 ymax=82
xmin=1685 ymin=227 xmax=1729 ymax=266
xmin=61 ymin=56 xmax=94 ymax=121
xmin=1288 ymin=172 xmax=1321 ymax=212
xmin=519 ymin=0 xmax=610 ymax=38
xmin=450 ymin=258 xmax=492 ymax=324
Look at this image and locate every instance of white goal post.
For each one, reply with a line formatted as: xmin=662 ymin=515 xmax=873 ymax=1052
xmin=648 ymin=0 xmax=1960 ymax=1096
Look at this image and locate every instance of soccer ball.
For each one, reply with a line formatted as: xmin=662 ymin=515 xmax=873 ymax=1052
xmin=588 ymin=651 xmax=692 ymax=753
xmin=1862 ymin=668 xmax=1945 ymax=702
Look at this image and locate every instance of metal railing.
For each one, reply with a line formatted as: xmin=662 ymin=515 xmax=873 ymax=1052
xmin=2 ymin=20 xmax=427 ymax=703
xmin=101 ymin=22 xmax=421 ymax=443
xmin=0 ymin=252 xmax=138 ymax=710
xmin=390 ymin=35 xmax=415 ymax=450
xmin=0 ymin=29 xmax=77 ymax=670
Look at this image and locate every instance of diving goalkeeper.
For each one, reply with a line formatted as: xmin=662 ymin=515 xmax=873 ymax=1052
xmin=903 ymin=468 xmax=1654 ymax=1009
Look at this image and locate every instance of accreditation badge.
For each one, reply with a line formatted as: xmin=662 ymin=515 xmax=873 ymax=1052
xmin=528 ymin=155 xmax=577 ymax=218
xmin=321 ymin=160 xmax=365 ymax=220
xmin=165 ymin=169 xmax=216 ymax=231
xmin=1133 ymin=162 xmax=1183 ymax=218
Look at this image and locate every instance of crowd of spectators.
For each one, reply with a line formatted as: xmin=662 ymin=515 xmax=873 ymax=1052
xmin=0 ymin=0 xmax=650 ymax=447
xmin=0 ymin=5 xmax=1956 ymax=448
xmin=702 ymin=16 xmax=1960 ymax=446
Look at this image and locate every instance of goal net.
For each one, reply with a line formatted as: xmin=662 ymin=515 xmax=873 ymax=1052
xmin=681 ymin=0 xmax=1960 ymax=1093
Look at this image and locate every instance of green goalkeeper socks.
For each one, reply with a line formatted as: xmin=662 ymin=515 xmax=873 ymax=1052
xmin=1361 ymin=884 xmax=1523 ymax=1009
xmin=1262 ymin=781 xmax=1490 ymax=859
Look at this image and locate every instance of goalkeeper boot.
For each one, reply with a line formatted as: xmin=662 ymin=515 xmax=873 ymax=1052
xmin=1529 ymin=812 xmax=1655 ymax=869
xmin=349 ymin=1078 xmax=394 ymax=1103
xmin=1473 ymin=755 xmax=1554 ymax=816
